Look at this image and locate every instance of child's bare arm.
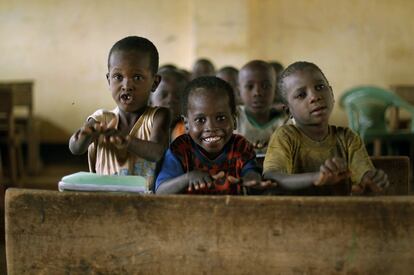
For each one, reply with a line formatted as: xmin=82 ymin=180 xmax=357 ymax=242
xmin=69 ymin=119 xmax=101 ymax=155
xmin=263 ymin=157 xmax=350 ymax=190
xmin=352 ymin=169 xmax=389 ymax=195
xmin=126 ymin=107 xmax=170 ymax=162
xmin=156 ymin=171 xmax=224 ymax=194
xmin=238 ymin=171 xmax=277 ymax=190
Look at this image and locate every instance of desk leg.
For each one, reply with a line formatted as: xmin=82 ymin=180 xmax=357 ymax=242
xmin=26 ymin=117 xmax=41 ymax=175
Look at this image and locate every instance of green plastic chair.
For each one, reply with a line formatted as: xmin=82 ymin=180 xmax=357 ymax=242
xmin=339 ymin=86 xmax=414 ymax=156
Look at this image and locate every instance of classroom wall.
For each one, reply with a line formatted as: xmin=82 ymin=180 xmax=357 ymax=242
xmin=1 ymin=0 xmax=413 ymax=142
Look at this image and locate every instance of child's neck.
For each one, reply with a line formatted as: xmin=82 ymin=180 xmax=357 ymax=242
xmin=298 ymin=124 xmax=330 ymax=142
xmin=117 ymin=107 xmax=146 ymax=132
xmin=245 ymin=108 xmax=271 ymax=126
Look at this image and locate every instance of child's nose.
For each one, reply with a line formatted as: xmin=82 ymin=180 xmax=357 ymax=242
xmin=309 ymin=89 xmax=322 ymax=102
xmin=121 ymin=78 xmax=133 ymax=91
xmin=252 ymin=85 xmax=262 ymax=96
xmin=205 ymin=119 xmax=218 ymax=130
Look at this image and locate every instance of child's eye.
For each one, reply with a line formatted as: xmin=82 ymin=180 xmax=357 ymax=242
xmin=295 ymin=92 xmax=306 ymax=99
xmin=112 ymin=74 xmax=122 ymax=81
xmin=262 ymin=82 xmax=271 ymax=90
xmin=245 ymin=84 xmax=254 ymax=90
xmin=134 ymin=75 xmax=144 ymax=81
xmin=216 ymin=115 xmax=227 ymax=121
xmin=194 ymin=117 xmax=206 ymax=124
xmin=315 ymin=84 xmax=326 ymax=91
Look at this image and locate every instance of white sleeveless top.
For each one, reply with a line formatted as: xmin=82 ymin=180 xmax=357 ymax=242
xmin=87 ymin=106 xmax=159 ymax=190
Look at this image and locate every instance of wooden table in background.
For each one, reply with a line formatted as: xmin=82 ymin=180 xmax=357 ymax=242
xmin=0 ymin=81 xmax=40 ymax=175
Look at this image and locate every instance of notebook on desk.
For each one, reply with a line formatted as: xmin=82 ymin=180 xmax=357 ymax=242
xmin=58 ymin=172 xmax=148 ymax=193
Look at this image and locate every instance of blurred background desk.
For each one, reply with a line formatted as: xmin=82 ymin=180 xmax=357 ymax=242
xmin=0 ymin=81 xmax=40 ymax=177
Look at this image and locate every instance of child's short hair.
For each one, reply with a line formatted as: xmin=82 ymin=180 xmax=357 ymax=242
xmin=277 ymin=61 xmax=330 ymax=104
xmin=158 ymin=67 xmax=187 ymax=84
xmin=217 ymin=66 xmax=238 ymax=76
xmin=108 ymin=36 xmax=159 ymax=75
xmin=182 ymin=76 xmax=236 ymax=116
xmin=269 ymin=61 xmax=284 ymax=75
xmin=239 ymin=60 xmax=275 ymax=81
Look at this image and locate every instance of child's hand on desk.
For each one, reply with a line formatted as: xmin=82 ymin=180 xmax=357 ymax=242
xmin=238 ymin=173 xmax=277 ymax=190
xmin=186 ymin=171 xmax=226 ymax=192
xmin=314 ymin=157 xmax=351 ymax=186
xmin=352 ymin=169 xmax=389 ymax=195
xmin=228 ymin=172 xmax=277 ymax=190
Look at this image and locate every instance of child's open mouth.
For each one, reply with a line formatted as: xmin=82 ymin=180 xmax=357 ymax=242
xmin=120 ymin=93 xmax=133 ymax=104
xmin=203 ymin=136 xmax=222 ymax=143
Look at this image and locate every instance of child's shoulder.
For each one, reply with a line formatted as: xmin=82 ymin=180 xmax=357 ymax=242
xmin=232 ymin=133 xmax=253 ymax=146
xmin=88 ymin=108 xmax=118 ymax=124
xmin=170 ymin=134 xmax=193 ymax=153
xmin=274 ymin=124 xmax=301 ymax=136
xmin=329 ymin=125 xmax=359 ymax=139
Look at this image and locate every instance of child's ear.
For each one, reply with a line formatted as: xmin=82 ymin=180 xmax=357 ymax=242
xmin=151 ymin=74 xmax=162 ymax=93
xmin=329 ymin=85 xmax=335 ymax=104
xmin=232 ymin=115 xmax=237 ymax=129
xmin=283 ymin=104 xmax=292 ymax=118
xmin=106 ymin=73 xmax=110 ymax=85
xmin=183 ymin=116 xmax=189 ymax=133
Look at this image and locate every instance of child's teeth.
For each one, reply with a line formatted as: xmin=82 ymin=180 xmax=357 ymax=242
xmin=205 ymin=137 xmax=220 ymax=142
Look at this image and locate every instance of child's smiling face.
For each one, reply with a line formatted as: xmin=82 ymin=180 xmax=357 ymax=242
xmin=186 ymin=88 xmax=235 ymax=159
xmin=283 ymin=67 xmax=334 ymax=129
xmin=107 ymin=50 xmax=159 ymax=113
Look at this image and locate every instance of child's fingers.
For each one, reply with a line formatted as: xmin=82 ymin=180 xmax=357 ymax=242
xmin=261 ymin=180 xmax=276 ymax=188
xmin=242 ymin=180 xmax=257 ymax=187
xmin=107 ymin=117 xmax=117 ymax=129
xmin=78 ymin=127 xmax=93 ymax=137
xmin=367 ymin=181 xmax=383 ymax=193
xmin=372 ymin=170 xmax=389 ymax=189
xmin=227 ymin=175 xmax=240 ymax=184
xmin=332 ymin=157 xmax=347 ymax=172
xmin=211 ymin=171 xmax=225 ymax=180
xmin=243 ymin=180 xmax=276 ymax=189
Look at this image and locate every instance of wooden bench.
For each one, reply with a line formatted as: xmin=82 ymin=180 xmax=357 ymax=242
xmin=5 ymin=188 xmax=414 ymax=274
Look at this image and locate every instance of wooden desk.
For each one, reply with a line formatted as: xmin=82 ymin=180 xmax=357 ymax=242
xmin=5 ymin=189 xmax=414 ymax=274
xmin=0 ymin=81 xmax=40 ymax=174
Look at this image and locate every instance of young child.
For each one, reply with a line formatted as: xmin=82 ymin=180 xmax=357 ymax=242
xmin=216 ymin=66 xmax=242 ymax=105
xmin=235 ymin=60 xmax=286 ymax=157
xmin=269 ymin=60 xmax=285 ymax=112
xmin=263 ymin=61 xmax=389 ymax=195
xmin=155 ymin=76 xmax=273 ymax=195
xmin=150 ymin=67 xmax=188 ymax=141
xmin=69 ymin=36 xmax=170 ymax=191
xmin=191 ymin=58 xmax=215 ymax=80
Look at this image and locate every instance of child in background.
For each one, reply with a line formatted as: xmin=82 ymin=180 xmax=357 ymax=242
xmin=235 ymin=60 xmax=286 ymax=157
xmin=263 ymin=61 xmax=389 ymax=195
xmin=269 ymin=60 xmax=285 ymax=112
xmin=156 ymin=76 xmax=273 ymax=195
xmin=216 ymin=66 xmax=242 ymax=105
xmin=150 ymin=67 xmax=188 ymax=141
xmin=191 ymin=58 xmax=215 ymax=80
xmin=69 ymin=36 xmax=170 ymax=191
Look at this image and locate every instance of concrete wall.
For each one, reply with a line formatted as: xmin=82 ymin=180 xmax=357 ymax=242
xmin=1 ymin=0 xmax=413 ymax=142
